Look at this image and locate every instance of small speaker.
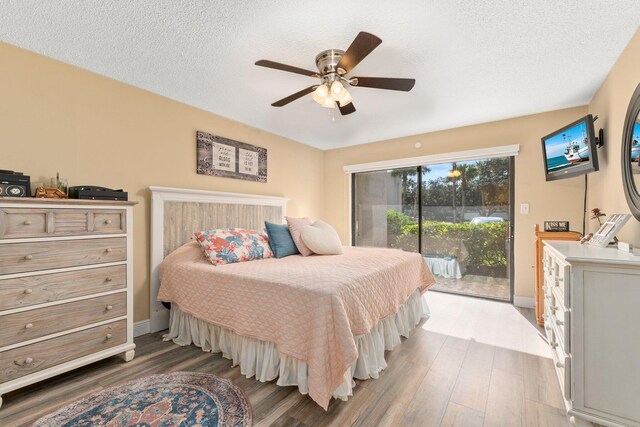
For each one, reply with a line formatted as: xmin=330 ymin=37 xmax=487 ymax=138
xmin=0 ymin=183 xmax=28 ymax=197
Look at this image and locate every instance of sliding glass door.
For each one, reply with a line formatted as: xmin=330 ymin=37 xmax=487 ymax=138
xmin=353 ymin=167 xmax=419 ymax=251
xmin=353 ymin=156 xmax=513 ymax=302
xmin=420 ymin=158 xmax=512 ymax=300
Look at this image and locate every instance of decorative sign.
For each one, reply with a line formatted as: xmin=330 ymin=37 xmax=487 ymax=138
xmin=544 ymin=221 xmax=570 ymax=232
xmin=196 ymin=131 xmax=267 ymax=182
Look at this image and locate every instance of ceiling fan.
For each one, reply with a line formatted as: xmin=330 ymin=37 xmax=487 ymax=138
xmin=255 ymin=31 xmax=416 ymax=116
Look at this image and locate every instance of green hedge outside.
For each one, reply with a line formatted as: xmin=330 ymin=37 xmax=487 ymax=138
xmin=387 ymin=210 xmax=508 ymax=267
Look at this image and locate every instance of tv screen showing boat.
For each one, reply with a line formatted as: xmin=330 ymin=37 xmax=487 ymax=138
xmin=632 ymin=119 xmax=640 ymax=173
xmin=541 ymin=114 xmax=599 ymax=181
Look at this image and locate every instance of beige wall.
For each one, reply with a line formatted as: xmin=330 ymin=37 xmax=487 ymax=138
xmin=0 ymin=42 xmax=325 ymax=321
xmin=588 ymin=29 xmax=640 ymax=245
xmin=323 ymin=106 xmax=589 ymax=299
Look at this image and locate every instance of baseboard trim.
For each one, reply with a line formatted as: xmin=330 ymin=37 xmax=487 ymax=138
xmin=133 ymin=319 xmax=150 ymax=337
xmin=513 ymin=296 xmax=535 ymax=308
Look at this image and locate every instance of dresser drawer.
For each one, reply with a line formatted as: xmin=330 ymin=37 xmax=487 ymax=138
xmin=0 ymin=293 xmax=126 ymax=346
xmin=0 ymin=237 xmax=126 ymax=274
xmin=0 ymin=320 xmax=126 ymax=384
xmin=551 ymin=288 xmax=570 ymax=352
xmin=551 ymin=336 xmax=572 ymax=401
xmin=0 ymin=208 xmax=126 ymax=238
xmin=0 ymin=265 xmax=126 ymax=311
xmin=0 ymin=209 xmax=47 ymax=238
xmin=544 ymin=247 xmax=570 ymax=306
xmin=92 ymin=211 xmax=126 ymax=234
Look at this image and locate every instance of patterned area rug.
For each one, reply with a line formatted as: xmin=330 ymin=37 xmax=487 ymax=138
xmin=34 ymin=372 xmax=252 ymax=427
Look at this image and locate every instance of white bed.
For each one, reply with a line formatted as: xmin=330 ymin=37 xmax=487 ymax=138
xmin=149 ymin=186 xmax=433 ymax=409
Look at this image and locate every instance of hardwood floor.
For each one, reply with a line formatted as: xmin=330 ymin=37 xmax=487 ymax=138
xmin=0 ymin=292 xmax=570 ymax=427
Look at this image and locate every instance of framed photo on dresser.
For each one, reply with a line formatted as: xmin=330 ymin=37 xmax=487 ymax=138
xmin=589 ymin=213 xmax=631 ymax=247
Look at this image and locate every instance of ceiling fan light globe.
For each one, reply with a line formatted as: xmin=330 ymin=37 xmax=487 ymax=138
xmin=322 ymin=95 xmax=336 ymax=108
xmin=312 ymin=91 xmax=323 ymax=105
xmin=314 ymin=84 xmax=329 ymax=98
xmin=330 ymin=81 xmax=346 ymax=101
xmin=338 ymin=90 xmax=353 ymax=106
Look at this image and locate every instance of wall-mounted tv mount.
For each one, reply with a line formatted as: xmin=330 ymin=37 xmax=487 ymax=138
xmin=593 ymin=115 xmax=604 ymax=148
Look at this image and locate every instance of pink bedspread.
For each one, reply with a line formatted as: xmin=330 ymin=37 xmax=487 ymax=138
xmin=158 ymin=242 xmax=435 ymax=409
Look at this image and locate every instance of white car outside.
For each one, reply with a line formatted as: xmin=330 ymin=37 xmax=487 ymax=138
xmin=470 ymin=216 xmax=504 ymax=225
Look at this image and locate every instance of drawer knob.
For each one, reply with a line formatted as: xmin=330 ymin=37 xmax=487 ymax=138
xmin=24 ymin=357 xmax=33 ymax=364
xmin=24 ymin=288 xmax=33 ymax=294
xmin=23 ymin=220 xmax=32 ymax=225
xmin=25 ymin=323 xmax=33 ymax=329
xmin=556 ymin=320 xmax=564 ymax=326
xmin=106 ymin=333 xmax=113 ymax=340
xmin=556 ymin=361 xmax=565 ymax=369
xmin=24 ymin=254 xmax=33 ymax=260
xmin=106 ymin=305 xmax=113 ymax=311
xmin=105 ymin=219 xmax=112 ymax=225
xmin=550 ymin=306 xmax=558 ymax=312
xmin=550 ymin=341 xmax=558 ymax=348
xmin=105 ymin=248 xmax=113 ymax=253
xmin=105 ymin=276 xmax=113 ymax=282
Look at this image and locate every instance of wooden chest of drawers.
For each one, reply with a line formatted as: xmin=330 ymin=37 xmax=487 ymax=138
xmin=533 ymin=224 xmax=581 ymax=326
xmin=543 ymin=241 xmax=640 ymax=427
xmin=0 ymin=198 xmax=136 ymax=408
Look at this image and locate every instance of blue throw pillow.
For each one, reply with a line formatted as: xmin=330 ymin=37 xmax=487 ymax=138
xmin=264 ymin=221 xmax=300 ymax=258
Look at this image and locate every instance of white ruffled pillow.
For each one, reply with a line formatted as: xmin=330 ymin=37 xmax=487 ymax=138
xmin=300 ymin=220 xmax=343 ymax=255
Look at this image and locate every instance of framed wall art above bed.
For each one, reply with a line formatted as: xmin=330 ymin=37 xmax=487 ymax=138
xmin=196 ymin=131 xmax=267 ymax=183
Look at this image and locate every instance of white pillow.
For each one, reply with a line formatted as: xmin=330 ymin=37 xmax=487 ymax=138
xmin=300 ymin=220 xmax=343 ymax=255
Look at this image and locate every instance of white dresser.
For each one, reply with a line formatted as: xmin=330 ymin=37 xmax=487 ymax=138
xmin=543 ymin=241 xmax=640 ymax=427
xmin=0 ymin=198 xmax=136 ymax=408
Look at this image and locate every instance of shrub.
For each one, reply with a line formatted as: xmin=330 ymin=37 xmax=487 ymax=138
xmin=386 ymin=210 xmax=508 ymax=267
xmin=386 ymin=210 xmax=414 ymax=248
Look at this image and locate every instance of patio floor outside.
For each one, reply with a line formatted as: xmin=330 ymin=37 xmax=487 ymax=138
xmin=429 ymin=273 xmax=510 ymax=300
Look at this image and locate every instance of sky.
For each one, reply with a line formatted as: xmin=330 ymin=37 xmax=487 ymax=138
xmin=544 ymin=121 xmax=588 ymax=158
xmin=388 ymin=159 xmax=502 ymax=183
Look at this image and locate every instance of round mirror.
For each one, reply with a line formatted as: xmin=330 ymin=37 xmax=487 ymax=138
xmin=622 ymin=83 xmax=640 ymax=221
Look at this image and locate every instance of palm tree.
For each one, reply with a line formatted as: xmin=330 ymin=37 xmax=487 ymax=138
xmin=389 ymin=166 xmax=430 ymax=220
xmin=457 ymin=163 xmax=478 ymax=220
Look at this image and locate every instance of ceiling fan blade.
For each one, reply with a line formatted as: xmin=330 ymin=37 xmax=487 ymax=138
xmin=255 ymin=60 xmax=318 ymax=77
xmin=337 ymin=32 xmax=382 ymax=74
xmin=337 ymin=101 xmax=356 ymax=115
xmin=351 ymin=77 xmax=416 ymax=91
xmin=271 ymin=86 xmax=317 ymax=107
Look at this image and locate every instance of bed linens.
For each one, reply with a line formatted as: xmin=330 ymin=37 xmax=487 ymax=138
xmin=158 ymin=242 xmax=435 ymax=409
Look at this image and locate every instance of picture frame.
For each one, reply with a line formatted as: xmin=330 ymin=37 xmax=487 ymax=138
xmin=196 ymin=131 xmax=267 ymax=183
xmin=588 ymin=214 xmax=631 ymax=247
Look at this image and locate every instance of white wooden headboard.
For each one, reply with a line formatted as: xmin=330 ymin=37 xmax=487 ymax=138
xmin=148 ymin=186 xmax=288 ymax=332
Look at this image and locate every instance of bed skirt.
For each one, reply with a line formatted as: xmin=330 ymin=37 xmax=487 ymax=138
xmin=163 ymin=288 xmax=430 ymax=402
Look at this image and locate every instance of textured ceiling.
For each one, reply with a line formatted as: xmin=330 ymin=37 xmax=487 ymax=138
xmin=1 ymin=1 xmax=638 ymax=150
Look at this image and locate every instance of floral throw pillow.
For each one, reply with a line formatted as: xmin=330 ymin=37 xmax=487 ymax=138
xmin=194 ymin=228 xmax=274 ymax=266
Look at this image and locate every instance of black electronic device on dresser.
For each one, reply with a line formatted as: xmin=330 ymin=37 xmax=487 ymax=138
xmin=0 ymin=170 xmax=30 ymax=197
xmin=68 ymin=186 xmax=128 ymax=201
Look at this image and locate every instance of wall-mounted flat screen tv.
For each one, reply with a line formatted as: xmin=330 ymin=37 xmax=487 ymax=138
xmin=541 ymin=114 xmax=599 ymax=181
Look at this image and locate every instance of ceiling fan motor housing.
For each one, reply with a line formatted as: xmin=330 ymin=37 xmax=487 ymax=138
xmin=315 ymin=49 xmax=346 ymax=84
